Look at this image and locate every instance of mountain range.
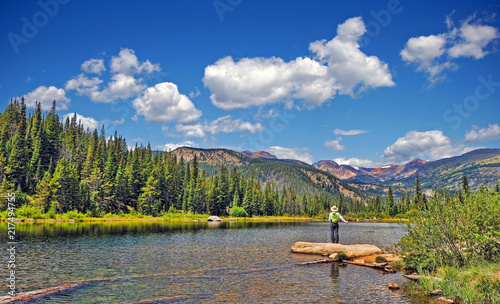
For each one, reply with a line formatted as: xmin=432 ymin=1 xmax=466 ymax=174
xmin=313 ymin=148 xmax=500 ymax=192
xmin=172 ymin=147 xmax=500 ymax=198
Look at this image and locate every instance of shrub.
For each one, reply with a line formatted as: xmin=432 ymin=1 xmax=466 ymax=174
xmin=375 ymin=256 xmax=388 ymax=263
xmin=62 ymin=210 xmax=85 ymax=220
xmin=230 ymin=206 xmax=248 ymax=217
xmin=16 ymin=205 xmax=44 ymax=219
xmin=336 ymin=253 xmax=349 ymax=261
xmin=398 ymin=188 xmax=500 ymax=271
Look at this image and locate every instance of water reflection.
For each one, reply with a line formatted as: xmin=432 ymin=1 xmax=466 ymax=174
xmin=0 ymin=222 xmax=434 ymax=303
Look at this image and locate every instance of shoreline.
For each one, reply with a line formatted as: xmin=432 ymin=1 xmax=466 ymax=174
xmin=1 ymin=215 xmax=409 ymax=224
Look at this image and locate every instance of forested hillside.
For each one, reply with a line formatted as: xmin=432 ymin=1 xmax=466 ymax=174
xmin=0 ymin=99 xmax=366 ymax=217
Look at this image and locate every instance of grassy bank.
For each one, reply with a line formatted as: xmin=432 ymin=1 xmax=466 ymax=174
xmin=2 ymin=204 xmax=411 ymax=223
xmin=397 ymin=186 xmax=500 ymax=303
xmin=413 ymin=261 xmax=500 ymax=303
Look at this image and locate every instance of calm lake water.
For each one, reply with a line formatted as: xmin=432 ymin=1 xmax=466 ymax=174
xmin=0 ymin=221 xmax=435 ymax=303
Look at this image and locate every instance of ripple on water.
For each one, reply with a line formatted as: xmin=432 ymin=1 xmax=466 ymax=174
xmin=0 ymin=222 xmax=434 ymax=303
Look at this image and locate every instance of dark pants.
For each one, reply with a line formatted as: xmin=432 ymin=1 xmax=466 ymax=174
xmin=330 ymin=223 xmax=339 ymax=243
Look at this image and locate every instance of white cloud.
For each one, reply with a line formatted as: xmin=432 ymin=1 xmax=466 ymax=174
xmin=448 ymin=17 xmax=500 ymax=59
xmin=66 ymin=49 xmax=162 ymax=103
xmin=107 ymin=73 xmax=145 ymax=100
xmin=324 ymin=138 xmax=345 ymax=151
xmin=333 ymin=128 xmax=368 ymax=136
xmin=203 ymin=56 xmax=334 ymax=109
xmin=401 ymin=35 xmax=447 ymax=66
xmin=261 ymin=109 xmax=279 ymax=119
xmin=157 ymin=141 xmax=196 ymax=152
xmin=133 ymin=82 xmax=202 ymax=124
xmin=132 ymin=137 xmax=144 ymax=142
xmin=189 ymin=87 xmax=200 ymax=98
xmin=401 ymin=14 xmax=499 ymax=83
xmin=309 ymin=16 xmax=395 ymax=96
xmin=400 ymin=34 xmax=452 ymax=82
xmin=464 ymin=124 xmax=500 ymax=142
xmin=382 ymin=130 xmax=467 ymax=163
xmin=176 ymin=116 xmax=263 ymax=138
xmin=110 ymin=48 xmax=161 ymax=75
xmin=24 ymin=86 xmax=70 ymax=110
xmin=63 ymin=113 xmax=99 ymax=131
xmin=265 ymin=146 xmax=313 ymax=164
xmin=112 ymin=118 xmax=125 ymax=125
xmin=203 ymin=16 xmax=394 ymax=110
xmin=81 ymin=59 xmax=106 ymax=75
xmin=333 ymin=157 xmax=383 ymax=168
xmin=65 ymin=73 xmax=144 ymax=103
xmin=65 ymin=74 xmax=104 ymax=100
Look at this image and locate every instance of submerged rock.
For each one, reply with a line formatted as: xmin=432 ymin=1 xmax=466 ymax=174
xmin=388 ymin=282 xmax=400 ymax=290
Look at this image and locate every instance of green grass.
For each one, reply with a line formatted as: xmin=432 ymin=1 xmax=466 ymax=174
xmin=417 ymin=261 xmax=500 ymax=304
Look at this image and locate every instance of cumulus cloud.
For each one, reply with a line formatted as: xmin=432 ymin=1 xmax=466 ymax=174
xmin=133 ymin=82 xmax=202 ymax=124
xmin=203 ymin=16 xmax=394 ymax=110
xmin=81 ymin=59 xmax=106 ymax=75
xmin=448 ymin=16 xmax=500 ymax=59
xmin=333 ymin=128 xmax=368 ymax=136
xmin=464 ymin=124 xmax=500 ymax=142
xmin=24 ymin=86 xmax=70 ymax=110
xmin=309 ymin=16 xmax=395 ymax=96
xmin=175 ymin=116 xmax=263 ymax=138
xmin=265 ymin=146 xmax=314 ymax=164
xmin=65 ymin=74 xmax=102 ymax=95
xmin=401 ymin=14 xmax=499 ymax=83
xmin=382 ymin=130 xmax=468 ymax=163
xmin=324 ymin=138 xmax=345 ymax=151
xmin=110 ymin=48 xmax=161 ymax=75
xmin=65 ymin=73 xmax=144 ymax=103
xmin=157 ymin=141 xmax=196 ymax=152
xmin=66 ymin=49 xmax=160 ymax=103
xmin=63 ymin=113 xmax=99 ymax=131
xmin=107 ymin=73 xmax=145 ymax=100
xmin=333 ymin=157 xmax=383 ymax=168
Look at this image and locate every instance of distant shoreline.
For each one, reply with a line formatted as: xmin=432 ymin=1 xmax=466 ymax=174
xmin=1 ymin=215 xmax=408 ymax=224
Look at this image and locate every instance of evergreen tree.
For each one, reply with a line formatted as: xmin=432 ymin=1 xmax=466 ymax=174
xmin=462 ymin=175 xmax=470 ymax=194
xmin=242 ymin=174 xmax=254 ymax=214
xmin=207 ymin=174 xmax=219 ymax=215
xmin=5 ymin=99 xmax=27 ymax=191
xmin=232 ymin=185 xmax=241 ymax=208
xmin=114 ymin=157 xmax=130 ymax=211
xmin=182 ymin=162 xmax=191 ymax=212
xmin=385 ymin=186 xmax=395 ymax=216
xmin=138 ymin=167 xmax=161 ymax=216
xmin=33 ymin=171 xmax=53 ymax=212
xmin=495 ymin=179 xmax=499 ymax=193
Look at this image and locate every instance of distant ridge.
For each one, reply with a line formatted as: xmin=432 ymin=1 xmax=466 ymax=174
xmin=313 ymin=148 xmax=500 ymax=191
xmin=171 ymin=147 xmax=367 ymax=201
xmin=241 ymin=150 xmax=278 ymax=159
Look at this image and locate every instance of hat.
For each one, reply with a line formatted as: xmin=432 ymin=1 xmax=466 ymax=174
xmin=331 ymin=206 xmax=338 ymax=212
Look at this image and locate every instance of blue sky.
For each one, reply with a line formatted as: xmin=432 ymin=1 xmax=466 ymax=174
xmin=1 ymin=0 xmax=499 ymax=166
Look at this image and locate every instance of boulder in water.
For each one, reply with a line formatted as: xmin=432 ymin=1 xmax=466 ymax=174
xmin=207 ymin=215 xmax=222 ymax=222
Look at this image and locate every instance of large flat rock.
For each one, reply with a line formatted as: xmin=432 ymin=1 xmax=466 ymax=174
xmin=291 ymin=242 xmax=383 ymax=257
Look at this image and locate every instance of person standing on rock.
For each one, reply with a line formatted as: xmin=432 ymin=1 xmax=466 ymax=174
xmin=329 ymin=206 xmax=348 ymax=244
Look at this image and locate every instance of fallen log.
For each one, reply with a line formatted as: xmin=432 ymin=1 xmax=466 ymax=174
xmin=343 ymin=260 xmax=396 ymax=273
xmin=291 ymin=242 xmax=383 ymax=257
xmin=296 ymin=259 xmax=335 ymax=265
xmin=0 ymin=282 xmax=88 ymax=304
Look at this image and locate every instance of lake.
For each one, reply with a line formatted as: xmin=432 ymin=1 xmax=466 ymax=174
xmin=1 ymin=221 xmax=434 ymax=303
